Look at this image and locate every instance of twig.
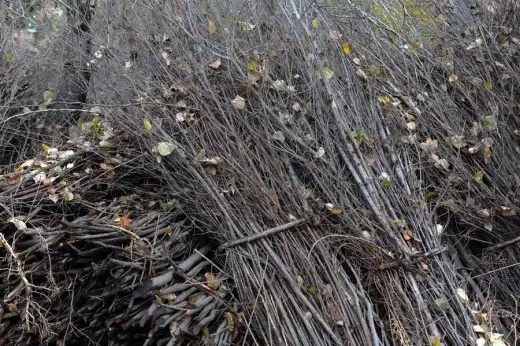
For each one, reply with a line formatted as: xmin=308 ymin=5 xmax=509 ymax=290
xmin=0 ymin=232 xmax=33 ymax=328
xmin=219 ymin=218 xmax=309 ymax=249
xmin=484 ymin=235 xmax=520 ymax=253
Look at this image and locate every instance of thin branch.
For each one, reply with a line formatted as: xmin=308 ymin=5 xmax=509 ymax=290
xmin=484 ymin=235 xmax=520 ymax=253
xmin=219 ymin=217 xmax=309 ymax=249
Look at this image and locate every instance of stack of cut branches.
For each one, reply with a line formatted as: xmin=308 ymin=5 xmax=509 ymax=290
xmin=0 ymin=125 xmax=235 ymax=345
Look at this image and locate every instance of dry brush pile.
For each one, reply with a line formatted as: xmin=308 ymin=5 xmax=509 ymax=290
xmin=1 ymin=0 xmax=519 ymax=345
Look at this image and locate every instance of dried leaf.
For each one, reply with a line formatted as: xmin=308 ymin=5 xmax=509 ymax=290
xmin=271 ymin=80 xmax=287 ymax=91
xmin=500 ymin=206 xmax=516 ymax=217
xmin=473 ymin=325 xmax=486 ymax=334
xmin=448 ymin=74 xmax=458 ymax=83
xmin=156 ymin=142 xmax=176 ymax=156
xmin=62 ymin=187 xmax=74 ymax=202
xmin=33 ymin=171 xmax=46 ymax=184
xmin=468 ymin=145 xmax=480 ymax=154
xmin=231 ymin=95 xmax=246 ymax=110
xmin=272 ymin=131 xmax=285 ymax=142
xmin=356 ymin=68 xmax=368 ymax=80
xmin=161 ymin=51 xmax=171 ymax=66
xmin=456 ymin=288 xmax=469 ymax=302
xmin=248 ymin=70 xmax=262 ymax=83
xmin=8 ymin=217 xmax=27 ymax=231
xmin=481 ymin=137 xmax=494 ymax=148
xmin=407 ymin=122 xmax=417 ymax=131
xmin=208 ymin=21 xmax=217 ymax=35
xmin=237 ymin=21 xmax=255 ymax=31
xmin=450 ymin=135 xmax=467 ymax=149
xmin=325 ymin=203 xmax=342 ymax=215
xmin=49 ymin=194 xmax=59 ymax=203
xmin=292 ymin=103 xmax=302 ymax=112
xmin=208 ymin=59 xmax=222 ymax=70
xmin=329 ymin=30 xmax=342 ymax=41
xmin=419 ymin=138 xmax=438 ymax=153
xmin=205 ymin=272 xmax=216 ymax=289
xmin=313 ymin=147 xmax=325 ymax=159
xmin=8 ymin=303 xmax=19 ymax=313
xmin=466 ymin=37 xmax=483 ymax=50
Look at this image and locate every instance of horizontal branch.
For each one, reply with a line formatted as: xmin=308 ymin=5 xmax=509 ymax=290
xmin=219 ymin=217 xmax=309 ymax=249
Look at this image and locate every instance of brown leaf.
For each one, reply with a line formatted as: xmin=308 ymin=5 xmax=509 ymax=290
xmin=119 ymin=216 xmax=131 ymax=230
xmin=205 ymin=272 xmax=216 ymax=289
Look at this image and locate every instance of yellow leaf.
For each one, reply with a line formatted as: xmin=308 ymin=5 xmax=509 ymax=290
xmin=208 ymin=21 xmax=217 ymax=35
xmin=143 ymin=118 xmax=152 ymax=131
xmin=411 ymin=41 xmax=421 ymax=54
xmin=43 ymin=90 xmax=55 ymax=105
xmin=448 ymin=74 xmax=458 ymax=83
xmin=431 ymin=336 xmax=441 ymax=346
xmin=473 ymin=170 xmax=484 ymax=184
xmin=323 ymin=67 xmax=334 ymax=79
xmin=378 ymin=95 xmax=390 ymax=105
xmin=311 ymin=18 xmax=319 ymax=29
xmin=341 ymin=41 xmax=351 ymax=55
xmin=41 ymin=143 xmax=51 ymax=152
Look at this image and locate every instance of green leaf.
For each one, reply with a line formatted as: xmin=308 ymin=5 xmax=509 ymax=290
xmin=434 ymin=298 xmax=451 ymax=311
xmin=156 ymin=142 xmax=176 ymax=156
xmin=426 ymin=191 xmax=438 ymax=199
xmin=43 ymin=90 xmax=55 ymax=105
xmin=311 ymin=18 xmax=319 ymax=29
xmin=4 ymin=51 xmax=13 ymax=65
xmin=247 ymin=62 xmax=258 ymax=71
xmin=41 ymin=143 xmax=50 ymax=152
xmin=380 ymin=178 xmax=390 ymax=190
xmin=143 ymin=118 xmax=152 ymax=131
xmin=473 ymin=170 xmax=484 ymax=184
xmin=351 ymin=129 xmax=366 ymax=145
xmin=305 ymin=286 xmax=318 ymax=295
xmin=484 ymin=79 xmax=492 ymax=91
xmin=481 ymin=116 xmax=495 ymax=130
xmin=393 ymin=219 xmax=406 ymax=228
